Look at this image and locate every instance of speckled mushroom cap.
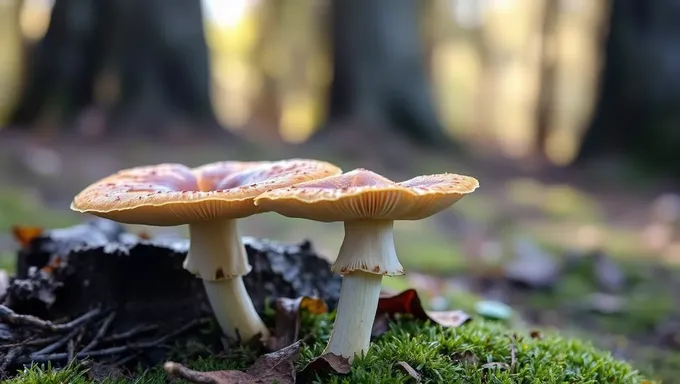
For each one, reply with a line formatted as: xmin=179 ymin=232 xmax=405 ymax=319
xmin=70 ymin=159 xmax=342 ymax=226
xmin=253 ymin=168 xmax=479 ymax=222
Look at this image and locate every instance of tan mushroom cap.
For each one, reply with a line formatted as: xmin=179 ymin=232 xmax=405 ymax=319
xmin=70 ymin=159 xmax=342 ymax=226
xmin=254 ymin=168 xmax=479 ymax=222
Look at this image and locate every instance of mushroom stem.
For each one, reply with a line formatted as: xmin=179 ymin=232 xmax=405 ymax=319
xmin=325 ymin=271 xmax=382 ymax=361
xmin=203 ymin=278 xmax=269 ymax=342
xmin=325 ymin=220 xmax=400 ymax=361
xmin=184 ymin=219 xmax=269 ymax=342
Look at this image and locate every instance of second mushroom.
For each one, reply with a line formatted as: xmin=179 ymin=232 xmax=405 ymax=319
xmin=254 ymin=168 xmax=478 ymax=361
xmin=70 ymin=159 xmax=342 ymax=343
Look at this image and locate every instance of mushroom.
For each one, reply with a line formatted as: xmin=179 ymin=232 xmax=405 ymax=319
xmin=254 ymin=168 xmax=478 ymax=361
xmin=70 ymin=159 xmax=342 ymax=343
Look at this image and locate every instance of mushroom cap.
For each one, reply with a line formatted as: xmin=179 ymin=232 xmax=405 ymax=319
xmin=254 ymin=168 xmax=479 ymax=222
xmin=71 ymin=159 xmax=342 ymax=226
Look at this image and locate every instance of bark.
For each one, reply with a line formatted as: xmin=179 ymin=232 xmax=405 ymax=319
xmin=9 ymin=0 xmax=219 ymax=135
xmin=534 ymin=0 xmax=560 ymax=159
xmin=7 ymin=219 xmax=342 ymax=325
xmin=318 ymin=0 xmax=452 ymax=147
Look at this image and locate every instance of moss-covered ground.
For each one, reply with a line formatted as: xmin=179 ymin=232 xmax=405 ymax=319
xmin=7 ymin=314 xmax=651 ymax=383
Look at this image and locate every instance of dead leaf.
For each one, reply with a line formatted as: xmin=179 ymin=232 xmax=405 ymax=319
xmin=375 ymin=289 xmax=471 ymax=334
xmin=451 ymin=350 xmax=479 ymax=365
xmin=371 ymin=312 xmax=390 ymax=338
xmin=267 ymin=296 xmax=328 ymax=351
xmin=481 ymin=362 xmax=510 ymax=370
xmin=394 ymin=361 xmax=421 ymax=382
xmin=11 ymin=226 xmax=44 ymax=248
xmin=164 ymin=340 xmax=301 ymax=384
xmin=298 ymin=353 xmax=351 ymax=381
xmin=529 ymin=330 xmax=543 ymax=339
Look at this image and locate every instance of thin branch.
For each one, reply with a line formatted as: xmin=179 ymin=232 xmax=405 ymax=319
xmin=103 ymin=324 xmax=158 ymax=343
xmin=21 ymin=318 xmax=210 ymax=364
xmin=80 ymin=312 xmax=116 ymax=353
xmin=0 ymin=306 xmax=102 ymax=332
xmin=31 ymin=327 xmax=80 ymax=356
xmin=0 ymin=347 xmax=23 ymax=374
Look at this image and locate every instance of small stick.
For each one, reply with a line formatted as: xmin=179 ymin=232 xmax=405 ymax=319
xmin=67 ymin=340 xmax=75 ymax=363
xmin=0 ymin=306 xmax=102 ymax=332
xmin=164 ymin=362 xmax=215 ymax=384
xmin=0 ymin=347 xmax=23 ymax=374
xmin=509 ymin=335 xmax=517 ymax=372
xmin=23 ymin=318 xmax=210 ymax=364
xmin=103 ymin=324 xmax=158 ymax=342
xmin=31 ymin=327 xmax=80 ymax=356
xmin=80 ymin=312 xmax=116 ymax=353
xmin=0 ymin=335 xmax=61 ymax=350
xmin=112 ymin=351 xmax=143 ymax=367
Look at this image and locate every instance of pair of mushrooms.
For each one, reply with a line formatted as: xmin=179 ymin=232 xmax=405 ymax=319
xmin=71 ymin=159 xmax=478 ymax=362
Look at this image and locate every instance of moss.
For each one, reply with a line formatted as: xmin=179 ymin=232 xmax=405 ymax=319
xmin=7 ymin=313 xmax=651 ymax=384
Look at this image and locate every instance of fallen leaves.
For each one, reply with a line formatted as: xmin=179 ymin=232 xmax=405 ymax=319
xmin=298 ymin=353 xmax=351 ymax=381
xmin=373 ymin=289 xmax=471 ymax=337
xmin=394 ymin=361 xmax=421 ymax=382
xmin=267 ymin=296 xmax=328 ymax=351
xmin=11 ymin=226 xmax=44 ymax=248
xmin=165 ymin=290 xmax=469 ymax=383
xmin=165 ymin=340 xmax=302 ymax=384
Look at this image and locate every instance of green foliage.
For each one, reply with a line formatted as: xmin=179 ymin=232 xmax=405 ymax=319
xmin=7 ymin=314 xmax=650 ymax=384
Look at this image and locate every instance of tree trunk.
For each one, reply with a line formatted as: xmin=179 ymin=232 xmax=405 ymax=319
xmin=9 ymin=0 xmax=104 ymax=128
xmin=576 ymin=0 xmax=680 ymax=176
xmin=9 ymin=0 xmax=219 ymax=136
xmin=534 ymin=0 xmax=559 ymax=159
xmin=318 ymin=0 xmax=452 ymax=147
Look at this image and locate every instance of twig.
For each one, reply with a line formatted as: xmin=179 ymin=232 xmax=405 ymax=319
xmin=164 ymin=362 xmax=215 ymax=384
xmin=0 ymin=306 xmax=102 ymax=332
xmin=80 ymin=312 xmax=116 ymax=353
xmin=20 ymin=317 xmax=210 ymax=364
xmin=509 ymin=335 xmax=516 ymax=372
xmin=112 ymin=351 xmax=143 ymax=367
xmin=31 ymin=327 xmax=80 ymax=356
xmin=103 ymin=324 xmax=158 ymax=343
xmin=0 ymin=347 xmax=23 ymax=374
xmin=0 ymin=335 xmax=61 ymax=350
xmin=67 ymin=339 xmax=75 ymax=363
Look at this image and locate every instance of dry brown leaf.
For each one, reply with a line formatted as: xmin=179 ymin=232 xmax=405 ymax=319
xmin=11 ymin=225 xmax=44 ymax=248
xmin=373 ymin=289 xmax=471 ymax=337
xmin=267 ymin=296 xmax=328 ymax=351
xmin=394 ymin=361 xmax=421 ymax=382
xmin=298 ymin=353 xmax=351 ymax=381
xmin=164 ymin=340 xmax=301 ymax=384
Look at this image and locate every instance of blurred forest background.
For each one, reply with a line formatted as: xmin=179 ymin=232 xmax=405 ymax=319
xmin=1 ymin=0 xmax=680 ymax=380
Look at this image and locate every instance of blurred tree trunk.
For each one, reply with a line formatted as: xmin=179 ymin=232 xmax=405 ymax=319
xmin=10 ymin=0 xmax=104 ymax=128
xmin=316 ymin=0 xmax=452 ymax=147
xmin=576 ymin=0 xmax=680 ymax=176
xmin=534 ymin=0 xmax=559 ymax=159
xmin=9 ymin=0 xmax=219 ymax=135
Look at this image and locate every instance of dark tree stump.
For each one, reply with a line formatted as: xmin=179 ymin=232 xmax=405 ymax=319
xmin=5 ymin=219 xmax=342 ymax=330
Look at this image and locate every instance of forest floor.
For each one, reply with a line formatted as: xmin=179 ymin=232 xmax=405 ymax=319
xmin=0 ymin=130 xmax=679 ymax=382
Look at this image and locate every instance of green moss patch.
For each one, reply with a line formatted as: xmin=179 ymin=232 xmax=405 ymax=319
xmin=7 ymin=314 xmax=650 ymax=384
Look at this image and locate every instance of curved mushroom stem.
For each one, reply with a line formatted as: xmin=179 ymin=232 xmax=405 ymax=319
xmin=324 ymin=220 xmax=403 ymax=362
xmin=184 ymin=219 xmax=269 ymax=342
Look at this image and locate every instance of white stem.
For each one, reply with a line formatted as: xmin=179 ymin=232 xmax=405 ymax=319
xmin=184 ymin=219 xmax=251 ymax=280
xmin=325 ymin=220 xmax=404 ymax=361
xmin=203 ymin=278 xmax=270 ymax=342
xmin=325 ymin=272 xmax=382 ymax=361
xmin=183 ymin=219 xmax=269 ymax=342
